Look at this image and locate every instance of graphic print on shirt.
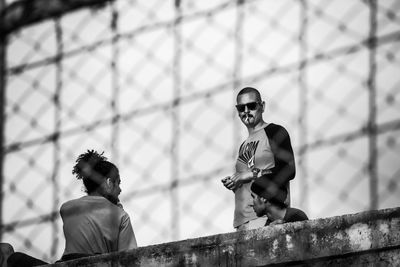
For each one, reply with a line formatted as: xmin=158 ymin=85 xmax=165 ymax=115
xmin=238 ymin=141 xmax=259 ymax=169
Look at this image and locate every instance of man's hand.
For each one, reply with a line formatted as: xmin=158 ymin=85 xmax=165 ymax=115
xmin=221 ymin=176 xmax=236 ymax=191
xmin=222 ymin=171 xmax=253 ymax=191
xmin=230 ymin=171 xmax=253 ymax=187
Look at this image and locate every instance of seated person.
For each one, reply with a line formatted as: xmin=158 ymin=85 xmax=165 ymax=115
xmin=250 ymin=177 xmax=308 ymax=226
xmin=8 ymin=150 xmax=137 ymax=267
xmin=60 ymin=149 xmax=137 ymax=258
xmin=1 ymin=243 xmax=14 ymax=267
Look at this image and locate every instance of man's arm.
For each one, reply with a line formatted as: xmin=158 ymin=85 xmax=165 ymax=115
xmin=262 ymin=124 xmax=296 ymax=188
xmin=221 ymin=140 xmax=252 ymax=191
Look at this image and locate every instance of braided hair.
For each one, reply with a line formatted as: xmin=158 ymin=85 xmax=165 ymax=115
xmin=72 ymin=150 xmax=118 ymax=194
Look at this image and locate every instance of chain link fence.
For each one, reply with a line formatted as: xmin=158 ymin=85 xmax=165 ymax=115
xmin=1 ymin=0 xmax=399 ymax=262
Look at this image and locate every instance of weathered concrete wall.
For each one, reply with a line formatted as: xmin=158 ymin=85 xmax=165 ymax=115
xmin=46 ymin=207 xmax=400 ymax=267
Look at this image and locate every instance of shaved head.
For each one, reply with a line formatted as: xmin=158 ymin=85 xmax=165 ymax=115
xmin=237 ymin=87 xmax=262 ymax=102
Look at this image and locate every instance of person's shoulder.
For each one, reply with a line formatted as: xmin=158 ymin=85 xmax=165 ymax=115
xmin=60 ymin=198 xmax=79 ymax=217
xmin=112 ymin=206 xmax=132 ymax=224
xmin=121 ymin=209 xmax=131 ymax=219
xmin=60 ymin=196 xmax=87 ymax=209
xmin=264 ymin=123 xmax=290 ymax=137
xmin=291 ymin=207 xmax=306 ymax=214
xmin=265 ymin=123 xmax=288 ymax=131
xmin=61 ymin=197 xmax=80 ymax=209
xmin=289 ymin=207 xmax=308 ymax=220
xmin=60 ymin=196 xmax=99 ymax=211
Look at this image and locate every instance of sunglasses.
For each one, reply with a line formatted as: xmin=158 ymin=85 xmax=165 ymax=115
xmin=235 ymin=102 xmax=261 ymax=112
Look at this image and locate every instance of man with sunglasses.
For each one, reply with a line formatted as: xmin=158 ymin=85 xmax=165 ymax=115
xmin=221 ymin=87 xmax=296 ymax=231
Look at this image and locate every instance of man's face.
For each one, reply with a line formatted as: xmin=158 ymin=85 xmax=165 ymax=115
xmin=104 ymin=169 xmax=122 ymax=204
xmin=236 ymin=92 xmax=264 ymax=127
xmin=252 ymin=194 xmax=267 ymax=217
xmin=110 ymin=175 xmax=122 ymax=200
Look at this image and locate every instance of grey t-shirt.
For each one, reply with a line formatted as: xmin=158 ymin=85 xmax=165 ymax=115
xmin=60 ymin=195 xmax=137 ymax=256
xmin=234 ymin=123 xmax=294 ymax=228
xmin=234 ymin=126 xmax=275 ymax=228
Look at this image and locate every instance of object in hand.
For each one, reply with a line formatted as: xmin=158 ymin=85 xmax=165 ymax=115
xmin=221 ymin=177 xmax=230 ymax=183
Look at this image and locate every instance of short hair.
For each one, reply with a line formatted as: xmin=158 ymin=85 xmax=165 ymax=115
xmin=267 ymin=192 xmax=288 ymax=209
xmin=251 ymin=177 xmax=288 ymax=209
xmin=237 ymin=87 xmax=262 ymax=102
xmin=72 ymin=150 xmax=118 ymax=194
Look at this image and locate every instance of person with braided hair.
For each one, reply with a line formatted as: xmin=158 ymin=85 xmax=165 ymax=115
xmin=60 ymin=149 xmax=137 ymax=259
xmin=8 ymin=150 xmax=137 ymax=267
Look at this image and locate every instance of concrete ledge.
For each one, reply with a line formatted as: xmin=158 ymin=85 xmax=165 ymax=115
xmin=47 ymin=207 xmax=400 ymax=266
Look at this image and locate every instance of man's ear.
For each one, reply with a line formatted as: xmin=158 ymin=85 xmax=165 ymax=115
xmin=106 ymin=178 xmax=112 ymax=187
xmin=261 ymin=101 xmax=265 ymax=112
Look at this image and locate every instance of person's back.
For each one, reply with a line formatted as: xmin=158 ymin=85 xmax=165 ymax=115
xmin=7 ymin=150 xmax=138 ymax=267
xmin=61 ymin=195 xmax=137 ymax=256
xmin=283 ymin=207 xmax=308 ymax=224
xmin=61 ymin=149 xmax=138 ymax=259
xmin=251 ymin=177 xmax=308 ymax=226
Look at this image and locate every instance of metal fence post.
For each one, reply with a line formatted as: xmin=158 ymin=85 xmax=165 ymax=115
xmin=298 ymin=0 xmax=309 ymax=212
xmin=0 ymin=0 xmax=7 ymax=240
xmin=111 ymin=2 xmax=120 ymax=163
xmin=171 ymin=0 xmax=182 ymax=240
xmin=50 ymin=18 xmax=63 ymax=258
xmin=367 ymin=0 xmax=378 ymax=210
xmin=232 ymin=0 xmax=245 ymax=162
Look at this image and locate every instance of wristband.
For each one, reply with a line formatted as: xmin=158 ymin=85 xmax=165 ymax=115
xmin=252 ymin=168 xmax=260 ymax=180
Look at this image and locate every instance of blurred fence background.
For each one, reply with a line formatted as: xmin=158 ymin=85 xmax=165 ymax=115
xmin=0 ymin=0 xmax=399 ymax=262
